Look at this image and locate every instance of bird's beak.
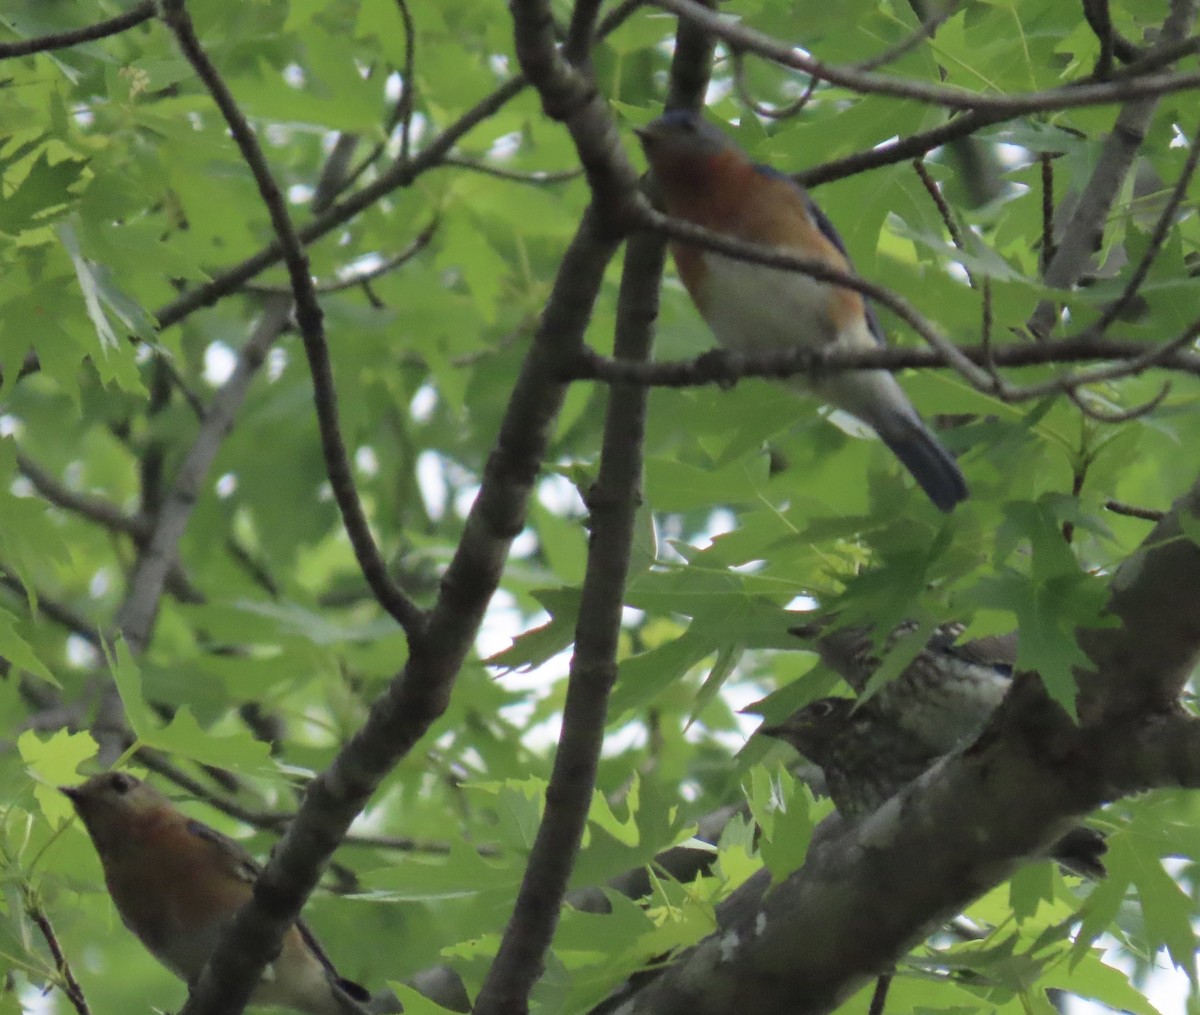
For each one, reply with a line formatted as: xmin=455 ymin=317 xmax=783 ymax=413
xmin=757 ymin=723 xmax=785 ymax=739
xmin=59 ymin=785 xmax=82 ymax=804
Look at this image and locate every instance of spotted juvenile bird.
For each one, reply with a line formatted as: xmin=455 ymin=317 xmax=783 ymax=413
xmin=635 ymin=110 xmax=968 ymax=512
xmin=61 ymin=772 xmax=374 ymax=1015
xmin=790 ymin=619 xmax=1017 ymax=754
xmin=760 ymin=697 xmax=1106 ymax=877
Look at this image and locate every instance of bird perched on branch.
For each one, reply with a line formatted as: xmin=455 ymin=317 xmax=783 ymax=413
xmin=635 ymin=110 xmax=968 ymax=512
xmin=790 ymin=619 xmax=1017 ymax=754
xmin=61 ymin=772 xmax=376 ymax=1015
xmin=759 ymin=697 xmax=1106 ymax=878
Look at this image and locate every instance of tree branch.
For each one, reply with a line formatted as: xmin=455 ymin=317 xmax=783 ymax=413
xmin=151 ymin=0 xmax=646 ymax=333
xmin=475 ymin=6 xmax=717 ymax=1006
xmin=26 ymin=890 xmax=90 ymax=1015
xmin=569 ymin=333 xmax=1200 ymax=387
xmin=599 ymin=472 xmax=1200 ymax=1015
xmin=158 ymin=0 xmax=425 ymax=638
xmin=475 ymin=142 xmax=668 ymax=1015
xmin=0 ymin=3 xmax=153 ymax=58
xmin=1029 ymin=0 xmax=1199 ymax=335
xmin=654 ymin=0 xmax=1200 ymax=113
xmin=179 ymin=206 xmax=621 ymax=1015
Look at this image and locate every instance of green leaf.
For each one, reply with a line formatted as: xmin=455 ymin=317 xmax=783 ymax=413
xmin=0 ymin=607 xmax=56 ymax=685
xmin=108 ymin=639 xmax=274 ymax=772
xmin=1130 ymin=852 xmax=1198 ymax=981
xmin=19 ymin=729 xmax=98 ymax=821
xmin=359 ymin=839 xmax=519 ymax=902
xmin=588 ymin=776 xmax=639 ymax=848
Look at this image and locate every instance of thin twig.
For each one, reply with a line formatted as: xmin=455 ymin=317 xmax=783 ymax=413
xmin=152 ymin=0 xmax=645 ymax=334
xmin=1105 ymin=498 xmax=1165 ymax=521
xmin=393 ymin=0 xmax=417 ymax=163
xmin=653 ymin=0 xmax=1200 ymax=114
xmin=1040 ymin=152 xmax=1056 ymax=274
xmin=568 ymin=331 xmax=1200 ymax=386
xmin=138 ymin=751 xmax=475 ymax=854
xmin=867 ymin=972 xmax=892 ymax=1015
xmin=0 ymin=2 xmax=153 ymax=59
xmin=245 ymin=219 xmax=437 ymax=295
xmin=639 ymin=206 xmax=997 ymax=390
xmin=0 ymin=569 xmax=103 ymax=648
xmin=732 ymin=50 xmax=817 ymax=119
xmin=797 ymin=110 xmax=1003 ymax=189
xmin=1070 ymin=382 xmax=1171 ymax=423
xmin=1091 ymin=118 xmax=1200 ymax=332
xmin=1001 ymin=315 xmax=1200 ymax=403
xmin=443 ymin=155 xmax=583 ymax=184
xmin=911 ymin=158 xmax=974 ymax=287
xmin=158 ymin=0 xmax=426 ymax=638
xmin=15 ymin=453 xmax=147 ymax=538
xmin=854 ymin=2 xmax=959 ymax=72
xmin=26 ymin=891 xmax=91 ymax=1015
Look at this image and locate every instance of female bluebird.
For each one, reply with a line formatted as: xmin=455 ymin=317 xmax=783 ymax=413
xmin=759 ymin=698 xmax=1106 ymax=877
xmin=61 ymin=772 xmax=373 ymax=1015
xmin=636 ymin=111 xmax=968 ymax=512
xmin=792 ymin=619 xmax=1015 ymax=753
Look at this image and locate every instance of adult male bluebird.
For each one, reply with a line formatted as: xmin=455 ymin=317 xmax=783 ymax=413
xmin=759 ymin=697 xmax=1106 ymax=877
xmin=635 ymin=110 xmax=968 ymax=512
xmin=61 ymin=772 xmax=375 ymax=1015
xmin=790 ymin=619 xmax=1016 ymax=753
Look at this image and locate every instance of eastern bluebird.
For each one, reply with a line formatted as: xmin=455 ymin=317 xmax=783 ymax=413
xmin=791 ymin=619 xmax=1016 ymax=753
xmin=759 ymin=697 xmax=1106 ymax=878
xmin=635 ymin=110 xmax=968 ymax=512
xmin=61 ymin=772 xmax=374 ymax=1015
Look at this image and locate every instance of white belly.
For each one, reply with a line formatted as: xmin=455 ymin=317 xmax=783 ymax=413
xmin=691 ymin=250 xmax=911 ymax=427
xmin=696 ymin=251 xmax=844 ymax=354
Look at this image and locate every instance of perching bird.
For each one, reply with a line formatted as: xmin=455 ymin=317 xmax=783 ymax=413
xmin=61 ymin=772 xmax=374 ymax=1015
xmin=790 ymin=619 xmax=1017 ymax=754
xmin=759 ymin=697 xmax=1106 ymax=878
xmin=635 ymin=110 xmax=968 ymax=512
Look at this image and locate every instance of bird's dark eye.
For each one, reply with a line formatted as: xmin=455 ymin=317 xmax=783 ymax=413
xmin=108 ymin=772 xmax=137 ymax=794
xmin=806 ymin=700 xmax=837 ymax=718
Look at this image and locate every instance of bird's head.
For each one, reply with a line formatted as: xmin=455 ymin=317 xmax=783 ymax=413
xmin=61 ymin=771 xmax=171 ymax=854
xmin=634 ymin=110 xmax=733 ymax=170
xmin=758 ymin=697 xmax=859 ymax=763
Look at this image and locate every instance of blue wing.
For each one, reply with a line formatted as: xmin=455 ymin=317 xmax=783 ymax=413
xmin=752 ymin=163 xmax=887 ymax=347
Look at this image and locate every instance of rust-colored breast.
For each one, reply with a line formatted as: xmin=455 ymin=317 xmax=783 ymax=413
xmin=104 ymin=812 xmax=253 ymax=968
xmin=657 ymin=153 xmax=865 ymax=330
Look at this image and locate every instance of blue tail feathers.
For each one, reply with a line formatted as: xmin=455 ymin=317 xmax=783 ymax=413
xmin=878 ymin=415 xmax=968 ymax=512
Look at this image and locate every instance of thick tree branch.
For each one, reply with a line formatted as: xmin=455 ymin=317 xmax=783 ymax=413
xmin=1077 ymin=477 xmax=1200 ymax=722
xmin=600 ymin=472 xmax=1200 ymax=1015
xmin=1091 ymin=711 xmax=1200 ymax=794
xmin=474 ymin=191 xmax=667 ymax=1015
xmin=179 ymin=205 xmax=620 ymax=1014
xmin=474 ymin=6 xmax=717 ymax=1007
